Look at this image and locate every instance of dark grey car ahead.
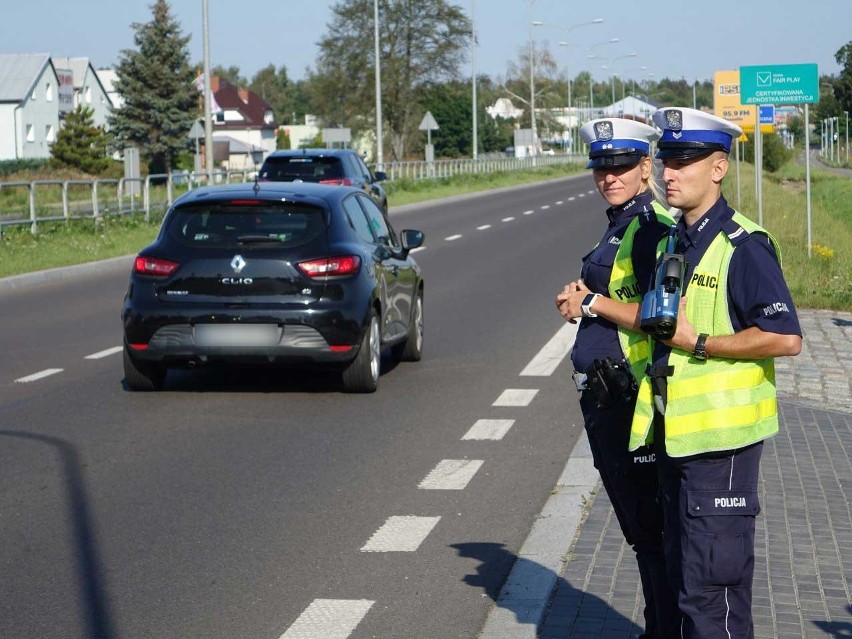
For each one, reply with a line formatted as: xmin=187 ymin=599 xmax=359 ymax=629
xmin=122 ymin=182 xmax=424 ymax=393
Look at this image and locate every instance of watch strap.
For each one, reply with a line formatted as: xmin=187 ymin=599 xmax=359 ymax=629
xmin=693 ymin=333 xmax=709 ymax=360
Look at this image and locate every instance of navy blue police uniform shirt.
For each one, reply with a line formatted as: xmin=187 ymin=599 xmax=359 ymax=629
xmin=649 ymin=196 xmax=802 ymax=372
xmin=571 ymin=190 xmax=668 ymax=373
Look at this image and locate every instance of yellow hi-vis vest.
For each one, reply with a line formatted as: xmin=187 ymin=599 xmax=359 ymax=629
xmin=608 ymin=201 xmax=674 ymax=382
xmin=629 ymin=212 xmax=781 ymax=457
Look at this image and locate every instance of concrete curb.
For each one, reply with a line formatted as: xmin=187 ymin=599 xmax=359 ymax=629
xmin=479 ymin=433 xmax=599 ymax=638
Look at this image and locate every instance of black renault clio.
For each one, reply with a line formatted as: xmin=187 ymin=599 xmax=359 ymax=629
xmin=121 ymin=181 xmax=424 ymax=393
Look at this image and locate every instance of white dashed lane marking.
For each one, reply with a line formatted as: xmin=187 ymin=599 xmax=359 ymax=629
xmin=411 ymin=247 xmax=426 ymax=253
xmin=502 ymin=216 xmax=515 ymax=222
xmin=523 ymin=210 xmax=534 ymax=216
xmin=444 ymin=234 xmax=463 ymax=241
xmin=15 ymin=369 xmax=64 ymax=383
xmin=361 ymin=516 xmax=441 ymax=552
xmin=568 ymin=197 xmax=576 ymax=201
xmin=278 ymin=599 xmax=374 ymax=639
xmin=477 ymin=224 xmax=492 ymax=230
xmin=556 ymin=200 xmax=564 ymax=205
xmin=85 ymin=346 xmax=123 ymax=360
xmin=492 ymin=388 xmax=539 ymax=407
xmin=519 ymin=322 xmax=577 ymax=377
xmin=418 ymin=460 xmax=484 ymax=490
xmin=462 ymin=419 xmax=515 ymax=441
xmin=540 ymin=205 xmax=550 ymax=210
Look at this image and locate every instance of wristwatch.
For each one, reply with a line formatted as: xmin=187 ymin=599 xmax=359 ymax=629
xmin=581 ymin=293 xmax=601 ymax=318
xmin=693 ymin=333 xmax=709 ymax=360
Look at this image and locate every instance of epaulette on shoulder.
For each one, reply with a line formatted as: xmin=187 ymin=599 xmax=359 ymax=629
xmin=638 ymin=204 xmax=671 ymax=227
xmin=722 ymin=218 xmax=753 ymax=247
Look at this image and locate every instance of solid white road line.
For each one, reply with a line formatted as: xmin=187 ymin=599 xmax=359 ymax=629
xmin=444 ymin=234 xmax=463 ymax=241
xmin=15 ymin=369 xmax=64 ymax=383
xmin=361 ymin=516 xmax=441 ymax=552
xmin=279 ymin=599 xmax=374 ymax=639
xmin=462 ymin=419 xmax=515 ymax=441
xmin=418 ymin=460 xmax=484 ymax=490
xmin=492 ymin=388 xmax=539 ymax=407
xmin=477 ymin=224 xmax=492 ymax=230
xmin=84 ymin=346 xmax=123 ymax=360
xmin=519 ymin=322 xmax=578 ymax=377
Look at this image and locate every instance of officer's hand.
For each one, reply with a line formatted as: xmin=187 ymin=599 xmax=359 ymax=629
xmin=555 ymin=280 xmax=591 ymax=324
xmin=662 ymin=296 xmax=698 ymax=352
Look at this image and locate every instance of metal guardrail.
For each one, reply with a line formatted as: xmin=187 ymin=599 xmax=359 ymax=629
xmin=0 ymin=156 xmax=579 ymax=235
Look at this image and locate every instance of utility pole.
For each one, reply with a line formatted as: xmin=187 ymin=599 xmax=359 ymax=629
xmin=374 ymin=0 xmax=384 ymax=170
xmin=471 ymin=0 xmax=478 ymax=160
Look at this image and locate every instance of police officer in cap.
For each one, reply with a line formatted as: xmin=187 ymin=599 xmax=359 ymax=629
xmin=556 ymin=118 xmax=680 ymax=638
xmin=629 ymin=107 xmax=802 ymax=638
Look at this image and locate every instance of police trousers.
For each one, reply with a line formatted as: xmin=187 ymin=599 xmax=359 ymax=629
xmin=654 ymin=411 xmax=763 ymax=639
xmin=580 ymin=393 xmax=680 ymax=638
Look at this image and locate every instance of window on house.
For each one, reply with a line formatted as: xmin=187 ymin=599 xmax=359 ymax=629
xmin=26 ymin=124 xmax=35 ymax=142
xmin=45 ymin=125 xmax=55 ymax=143
xmin=46 ymin=83 xmax=53 ymax=101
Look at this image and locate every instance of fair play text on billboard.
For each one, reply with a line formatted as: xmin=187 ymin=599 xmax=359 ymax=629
xmin=739 ymin=64 xmax=819 ymax=105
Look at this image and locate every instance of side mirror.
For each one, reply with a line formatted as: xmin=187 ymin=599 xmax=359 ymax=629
xmin=400 ymin=229 xmax=424 ymax=251
xmin=374 ymin=171 xmax=388 ymax=182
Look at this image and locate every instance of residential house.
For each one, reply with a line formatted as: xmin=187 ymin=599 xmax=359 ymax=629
xmin=0 ymin=53 xmax=61 ymax=160
xmin=210 ymin=77 xmax=276 ymax=170
xmin=51 ymin=57 xmax=113 ymax=128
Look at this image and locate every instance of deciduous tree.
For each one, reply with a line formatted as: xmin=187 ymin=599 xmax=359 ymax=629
xmin=314 ymin=0 xmax=471 ymax=161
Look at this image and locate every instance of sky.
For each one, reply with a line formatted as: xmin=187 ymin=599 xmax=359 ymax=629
xmin=2 ymin=0 xmax=849 ymax=87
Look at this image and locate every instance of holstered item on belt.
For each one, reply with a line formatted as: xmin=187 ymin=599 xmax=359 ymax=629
xmin=581 ymin=358 xmax=638 ymax=409
xmin=646 ymin=364 xmax=673 ymax=416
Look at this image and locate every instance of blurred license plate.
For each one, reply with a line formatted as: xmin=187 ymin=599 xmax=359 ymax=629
xmin=194 ymin=324 xmax=280 ymax=347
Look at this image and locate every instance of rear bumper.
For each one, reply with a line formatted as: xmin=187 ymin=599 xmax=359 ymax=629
xmin=122 ymin=303 xmax=367 ymax=366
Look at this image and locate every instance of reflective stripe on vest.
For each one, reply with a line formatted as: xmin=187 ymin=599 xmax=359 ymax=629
xmin=610 ymin=201 xmax=674 ymax=382
xmin=629 ymin=211 xmax=781 ymax=456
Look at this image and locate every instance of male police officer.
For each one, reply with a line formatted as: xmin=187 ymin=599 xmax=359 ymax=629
xmin=628 ymin=108 xmax=802 ymax=638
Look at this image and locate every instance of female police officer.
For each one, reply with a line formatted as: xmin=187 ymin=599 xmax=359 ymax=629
xmin=556 ymin=117 xmax=680 ymax=638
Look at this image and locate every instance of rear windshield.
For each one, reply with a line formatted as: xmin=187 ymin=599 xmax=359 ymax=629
xmin=259 ymin=156 xmax=344 ymax=182
xmin=166 ymin=202 xmax=326 ymax=248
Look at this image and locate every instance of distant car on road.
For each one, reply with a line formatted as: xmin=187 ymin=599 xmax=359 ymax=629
xmin=258 ymin=149 xmax=389 ymax=214
xmin=122 ymin=181 xmax=424 ymax=393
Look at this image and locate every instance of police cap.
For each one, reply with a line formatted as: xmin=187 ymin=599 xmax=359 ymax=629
xmin=579 ymin=118 xmax=660 ymax=169
xmin=653 ymin=107 xmax=743 ymax=160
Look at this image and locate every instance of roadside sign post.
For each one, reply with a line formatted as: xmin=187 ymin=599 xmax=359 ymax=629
xmin=188 ymin=119 xmax=205 ymax=175
xmin=419 ymin=111 xmax=439 ymax=167
xmin=739 ymin=63 xmax=819 ymax=257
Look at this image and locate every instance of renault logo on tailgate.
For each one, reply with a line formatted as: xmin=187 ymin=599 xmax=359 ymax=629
xmin=230 ymin=255 xmax=246 ymax=273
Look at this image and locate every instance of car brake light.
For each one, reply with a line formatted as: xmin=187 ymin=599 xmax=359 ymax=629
xmin=229 ymin=199 xmax=262 ymax=205
xmin=297 ymin=255 xmax=361 ymax=277
xmin=134 ymin=255 xmax=179 ymax=276
xmin=318 ymin=178 xmax=354 ymax=186
xmin=329 ymin=345 xmax=354 ymax=352
xmin=128 ymin=343 xmax=149 ymax=351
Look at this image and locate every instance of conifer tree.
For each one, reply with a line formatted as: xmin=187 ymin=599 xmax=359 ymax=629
xmin=50 ymin=106 xmax=112 ymax=175
xmin=109 ymin=0 xmax=197 ymax=174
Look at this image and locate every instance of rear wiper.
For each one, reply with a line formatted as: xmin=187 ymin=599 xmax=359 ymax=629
xmin=237 ymin=234 xmax=286 ymax=243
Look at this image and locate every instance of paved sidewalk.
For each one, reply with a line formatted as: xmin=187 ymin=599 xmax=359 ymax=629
xmin=537 ymin=308 xmax=852 ymax=638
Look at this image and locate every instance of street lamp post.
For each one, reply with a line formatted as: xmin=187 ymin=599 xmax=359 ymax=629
xmin=202 ymin=0 xmax=213 ymax=181
xmin=374 ymin=0 xmax=384 ymax=170
xmin=526 ymin=0 xmax=538 ymax=153
xmin=471 ymin=0 xmax=478 ymax=160
xmin=602 ymin=53 xmax=637 ymax=110
xmin=531 ymin=18 xmax=603 ymax=156
xmin=845 ymin=110 xmax=849 ymax=164
xmin=586 ymin=38 xmax=619 ymax=113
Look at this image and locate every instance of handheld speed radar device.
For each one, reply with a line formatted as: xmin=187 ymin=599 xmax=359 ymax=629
xmin=640 ymin=225 xmax=686 ymax=340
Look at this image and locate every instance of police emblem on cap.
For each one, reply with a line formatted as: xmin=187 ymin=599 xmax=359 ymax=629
xmin=665 ymin=110 xmax=683 ymax=131
xmin=594 ymin=121 xmax=613 ymax=141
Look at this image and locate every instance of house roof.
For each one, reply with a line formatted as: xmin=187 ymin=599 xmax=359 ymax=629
xmin=50 ymin=57 xmax=91 ymax=88
xmin=0 ymin=53 xmax=52 ymax=102
xmin=212 ymin=77 xmax=274 ymax=130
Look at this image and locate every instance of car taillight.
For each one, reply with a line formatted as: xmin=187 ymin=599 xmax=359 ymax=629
xmin=134 ymin=255 xmax=179 ymax=276
xmin=318 ymin=178 xmax=354 ymax=186
xmin=297 ymin=255 xmax=361 ymax=277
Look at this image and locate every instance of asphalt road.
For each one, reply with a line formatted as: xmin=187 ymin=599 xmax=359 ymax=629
xmin=0 ymin=174 xmax=604 ymax=639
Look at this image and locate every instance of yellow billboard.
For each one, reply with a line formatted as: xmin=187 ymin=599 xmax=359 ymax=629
xmin=714 ymin=70 xmax=771 ymax=133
